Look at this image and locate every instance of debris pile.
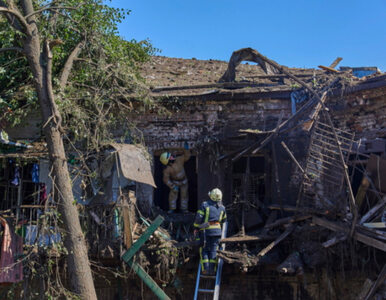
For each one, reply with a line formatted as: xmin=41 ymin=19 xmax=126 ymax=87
xmin=210 ymin=48 xmax=386 ymax=299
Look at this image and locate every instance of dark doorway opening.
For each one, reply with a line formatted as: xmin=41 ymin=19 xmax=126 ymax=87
xmin=154 ymin=155 xmax=198 ymax=213
xmin=230 ymin=156 xmax=266 ymax=231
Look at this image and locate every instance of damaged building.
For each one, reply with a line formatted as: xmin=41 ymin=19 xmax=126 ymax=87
xmin=0 ymin=48 xmax=385 ymax=299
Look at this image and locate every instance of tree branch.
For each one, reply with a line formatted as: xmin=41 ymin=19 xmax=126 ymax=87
xmin=59 ymin=42 xmax=84 ymax=90
xmin=0 ymin=6 xmax=29 ymax=32
xmin=25 ymin=6 xmax=78 ymax=19
xmin=0 ymin=47 xmax=26 ymax=55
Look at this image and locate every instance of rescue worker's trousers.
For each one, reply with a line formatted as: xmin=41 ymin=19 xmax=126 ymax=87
xmin=200 ymin=235 xmax=220 ymax=274
xmin=168 ymin=182 xmax=189 ymax=211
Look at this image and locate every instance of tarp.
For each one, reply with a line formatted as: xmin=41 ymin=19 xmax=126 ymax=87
xmin=110 ymin=143 xmax=156 ymax=188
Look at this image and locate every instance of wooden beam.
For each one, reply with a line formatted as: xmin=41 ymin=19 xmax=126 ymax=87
xmin=329 ymin=57 xmax=343 ymax=69
xmin=256 ymin=224 xmax=295 ymax=258
xmin=360 ymin=196 xmax=386 ymax=224
xmin=318 ymin=65 xmax=339 ymax=73
xmin=312 ymin=217 xmax=386 ymax=252
xmin=220 ymin=235 xmax=275 ymax=243
xmin=281 ymin=141 xmax=308 ymax=178
xmin=122 ymin=205 xmax=133 ymax=248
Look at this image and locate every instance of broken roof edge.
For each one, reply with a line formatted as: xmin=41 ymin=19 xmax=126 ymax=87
xmin=143 ymin=48 xmax=385 ymax=98
xmin=149 ymin=75 xmax=386 ymax=101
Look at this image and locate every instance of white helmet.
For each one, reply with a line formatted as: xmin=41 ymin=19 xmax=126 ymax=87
xmin=208 ymin=188 xmax=222 ymax=202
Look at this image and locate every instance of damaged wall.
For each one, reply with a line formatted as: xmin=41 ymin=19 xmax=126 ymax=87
xmin=133 ymin=99 xmax=290 ymax=151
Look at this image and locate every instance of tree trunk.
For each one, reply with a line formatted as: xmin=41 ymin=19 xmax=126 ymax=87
xmin=19 ymin=2 xmax=97 ymax=298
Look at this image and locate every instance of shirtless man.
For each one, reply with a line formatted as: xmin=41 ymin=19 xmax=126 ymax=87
xmin=160 ymin=142 xmax=191 ymax=213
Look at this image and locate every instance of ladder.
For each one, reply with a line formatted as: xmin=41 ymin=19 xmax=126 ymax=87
xmin=193 ymin=222 xmax=228 ymax=300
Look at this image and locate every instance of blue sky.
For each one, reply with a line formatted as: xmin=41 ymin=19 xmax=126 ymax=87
xmin=109 ymin=0 xmax=386 ymax=71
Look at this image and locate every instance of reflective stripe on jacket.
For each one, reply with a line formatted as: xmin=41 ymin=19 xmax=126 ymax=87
xmin=194 ymin=199 xmax=227 ymax=236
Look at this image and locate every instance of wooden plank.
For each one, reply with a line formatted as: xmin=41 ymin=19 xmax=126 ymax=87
xmin=316 ymin=121 xmax=353 ymax=136
xmin=281 ymin=141 xmax=307 ymax=177
xmin=303 ymin=92 xmax=328 ymax=131
xmin=122 ymin=205 xmax=133 ymax=248
xmin=363 ymin=222 xmax=386 ymax=229
xmin=357 ymin=225 xmax=386 ymax=241
xmin=315 ymin=126 xmax=354 ymax=143
xmin=312 ymin=132 xmax=352 ymax=148
xmin=257 ymin=224 xmax=294 ymax=258
xmin=329 ymin=57 xmax=343 ymax=69
xmin=220 ymin=235 xmax=275 ymax=243
xmin=318 ymin=65 xmax=339 ymax=73
xmin=360 ymin=196 xmax=386 ymax=224
xmin=312 ymin=217 xmax=386 ymax=252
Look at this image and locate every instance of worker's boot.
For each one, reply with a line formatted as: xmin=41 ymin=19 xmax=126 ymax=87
xmin=208 ymin=263 xmax=215 ymax=275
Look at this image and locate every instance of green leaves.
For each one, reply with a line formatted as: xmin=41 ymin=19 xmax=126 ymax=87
xmin=0 ymin=0 xmax=157 ymax=151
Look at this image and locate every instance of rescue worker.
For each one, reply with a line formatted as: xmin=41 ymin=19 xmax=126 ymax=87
xmin=160 ymin=142 xmax=191 ymax=213
xmin=193 ymin=188 xmax=227 ymax=275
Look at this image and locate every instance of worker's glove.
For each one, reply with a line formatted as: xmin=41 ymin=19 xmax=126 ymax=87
xmin=173 ymin=186 xmax=179 ymax=191
xmin=193 ymin=229 xmax=199 ymax=237
xmin=184 ymin=141 xmax=189 ymax=150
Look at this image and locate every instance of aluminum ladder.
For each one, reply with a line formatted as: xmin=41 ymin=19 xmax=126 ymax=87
xmin=193 ymin=222 xmax=228 ymax=300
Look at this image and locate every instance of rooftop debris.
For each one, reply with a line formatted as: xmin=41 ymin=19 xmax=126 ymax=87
xmin=184 ymin=48 xmax=386 ymax=297
xmin=0 ymin=45 xmax=385 ymax=298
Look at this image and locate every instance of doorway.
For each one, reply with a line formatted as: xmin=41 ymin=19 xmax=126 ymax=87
xmin=154 ymin=155 xmax=198 ymax=213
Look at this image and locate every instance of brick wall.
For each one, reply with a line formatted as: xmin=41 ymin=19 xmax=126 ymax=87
xmin=132 ymin=98 xmax=291 ymax=151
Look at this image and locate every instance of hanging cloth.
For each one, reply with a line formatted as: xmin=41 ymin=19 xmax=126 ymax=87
xmin=11 ymin=166 xmax=20 ymax=186
xmin=31 ymin=163 xmax=39 ymax=183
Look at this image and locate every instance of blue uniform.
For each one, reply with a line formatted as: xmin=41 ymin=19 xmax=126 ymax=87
xmin=194 ymin=199 xmax=227 ymax=274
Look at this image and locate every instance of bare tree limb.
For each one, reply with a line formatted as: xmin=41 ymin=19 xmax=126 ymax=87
xmin=0 ymin=47 xmax=26 ymax=55
xmin=59 ymin=41 xmax=84 ymax=90
xmin=44 ymin=40 xmax=63 ymax=133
